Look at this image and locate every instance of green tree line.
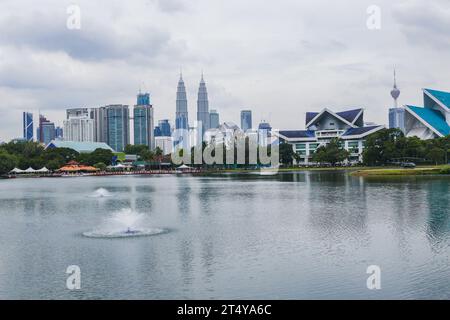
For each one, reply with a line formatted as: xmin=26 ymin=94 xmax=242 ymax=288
xmin=0 ymin=141 xmax=114 ymax=174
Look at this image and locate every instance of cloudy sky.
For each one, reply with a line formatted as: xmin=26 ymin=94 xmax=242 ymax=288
xmin=0 ymin=0 xmax=449 ymax=141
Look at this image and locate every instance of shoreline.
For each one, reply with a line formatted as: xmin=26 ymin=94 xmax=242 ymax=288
xmin=3 ymin=165 xmax=450 ymax=179
xmin=351 ymin=165 xmax=450 ymax=177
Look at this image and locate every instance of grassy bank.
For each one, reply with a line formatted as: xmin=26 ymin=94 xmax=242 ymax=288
xmin=351 ymin=165 xmax=450 ymax=177
xmin=207 ymin=165 xmax=450 ymax=176
xmin=206 ymin=166 xmax=372 ymax=174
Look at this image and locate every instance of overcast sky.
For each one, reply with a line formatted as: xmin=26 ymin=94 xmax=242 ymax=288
xmin=0 ymin=0 xmax=449 ymax=141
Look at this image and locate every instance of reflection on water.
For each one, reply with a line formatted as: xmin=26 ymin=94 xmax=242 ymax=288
xmin=0 ymin=172 xmax=450 ymax=299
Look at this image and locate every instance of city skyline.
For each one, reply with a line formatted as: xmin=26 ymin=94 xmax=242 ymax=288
xmin=1 ymin=0 xmax=450 ymax=142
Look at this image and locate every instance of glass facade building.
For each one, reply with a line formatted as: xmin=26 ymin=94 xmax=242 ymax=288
xmin=176 ymin=74 xmax=189 ymax=130
xmin=107 ymin=105 xmax=130 ymax=152
xmin=134 ymin=104 xmax=154 ymax=149
xmin=154 ymin=126 xmax=162 ymax=137
xmin=55 ymin=127 xmax=64 ymax=139
xmin=241 ymin=110 xmax=252 ymax=131
xmin=23 ymin=112 xmax=33 ymax=141
xmin=197 ymin=75 xmax=210 ymax=134
xmin=210 ymin=110 xmax=220 ymax=129
xmin=137 ymin=93 xmax=150 ymax=106
xmin=158 ymin=120 xmax=171 ymax=137
xmin=389 ymin=107 xmax=405 ymax=133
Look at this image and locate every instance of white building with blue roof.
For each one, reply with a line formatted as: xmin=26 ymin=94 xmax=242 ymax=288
xmin=404 ymin=88 xmax=450 ymax=139
xmin=275 ymin=108 xmax=384 ymax=164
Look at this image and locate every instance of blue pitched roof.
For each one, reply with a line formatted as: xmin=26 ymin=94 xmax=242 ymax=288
xmin=336 ymin=108 xmax=362 ymax=123
xmin=406 ymin=105 xmax=450 ymax=136
xmin=425 ymin=89 xmax=450 ymax=108
xmin=342 ymin=125 xmax=381 ymax=137
xmin=279 ymin=130 xmax=316 ymax=138
xmin=305 ymin=112 xmax=319 ymax=125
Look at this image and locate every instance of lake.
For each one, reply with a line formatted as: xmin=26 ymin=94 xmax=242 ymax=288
xmin=0 ymin=171 xmax=449 ymax=299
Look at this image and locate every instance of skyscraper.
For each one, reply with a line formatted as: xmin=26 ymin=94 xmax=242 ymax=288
xmin=240 ymin=110 xmax=252 ymax=131
xmin=55 ymin=127 xmax=64 ymax=139
xmin=63 ymin=108 xmax=94 ymax=142
xmin=92 ymin=107 xmax=108 ymax=143
xmin=210 ymin=109 xmax=220 ymax=129
xmin=175 ymin=73 xmax=189 ymax=130
xmin=258 ymin=121 xmax=272 ymax=146
xmin=197 ymin=73 xmax=210 ymax=134
xmin=158 ymin=119 xmax=171 ymax=136
xmin=154 ymin=126 xmax=162 ymax=137
xmin=23 ymin=112 xmax=33 ymax=141
xmin=134 ymin=93 xmax=154 ymax=150
xmin=137 ymin=92 xmax=150 ymax=106
xmin=38 ymin=115 xmax=56 ymax=145
xmin=388 ymin=70 xmax=405 ymax=132
xmin=106 ymin=105 xmax=130 ymax=152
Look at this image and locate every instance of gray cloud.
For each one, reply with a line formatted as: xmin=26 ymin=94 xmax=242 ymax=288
xmin=152 ymin=0 xmax=187 ymax=13
xmin=1 ymin=0 xmax=450 ymax=141
xmin=393 ymin=1 xmax=450 ymax=49
xmin=0 ymin=11 xmax=175 ymax=62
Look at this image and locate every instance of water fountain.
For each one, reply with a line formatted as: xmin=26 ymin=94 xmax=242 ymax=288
xmin=89 ymin=188 xmax=112 ymax=198
xmin=82 ymin=208 xmax=167 ymax=238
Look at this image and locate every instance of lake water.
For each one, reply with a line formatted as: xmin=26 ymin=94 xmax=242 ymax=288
xmin=0 ymin=171 xmax=449 ymax=299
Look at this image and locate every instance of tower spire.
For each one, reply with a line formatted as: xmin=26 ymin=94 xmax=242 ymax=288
xmin=390 ymin=68 xmax=400 ymax=108
xmin=393 ymin=68 xmax=397 ymax=88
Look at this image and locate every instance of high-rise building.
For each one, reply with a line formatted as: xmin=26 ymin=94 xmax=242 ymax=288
xmin=63 ymin=108 xmax=94 ymax=142
xmin=197 ymin=73 xmax=210 ymax=134
xmin=38 ymin=115 xmax=56 ymax=145
xmin=388 ymin=70 xmax=405 ymax=132
xmin=106 ymin=105 xmax=130 ymax=152
xmin=92 ymin=107 xmax=108 ymax=143
xmin=240 ymin=110 xmax=252 ymax=131
xmin=210 ymin=110 xmax=220 ymax=129
xmin=134 ymin=93 xmax=154 ymax=149
xmin=137 ymin=92 xmax=150 ymax=106
xmin=154 ymin=126 xmax=162 ymax=137
xmin=158 ymin=119 xmax=171 ymax=136
xmin=175 ymin=73 xmax=189 ymax=130
xmin=258 ymin=121 xmax=272 ymax=146
xmin=55 ymin=127 xmax=64 ymax=139
xmin=389 ymin=108 xmax=405 ymax=132
xmin=67 ymin=108 xmax=89 ymax=118
xmin=23 ymin=112 xmax=33 ymax=141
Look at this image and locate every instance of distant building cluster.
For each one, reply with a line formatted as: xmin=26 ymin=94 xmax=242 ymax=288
xmin=19 ymin=73 xmax=261 ymax=156
xmin=17 ymin=70 xmax=450 ymax=163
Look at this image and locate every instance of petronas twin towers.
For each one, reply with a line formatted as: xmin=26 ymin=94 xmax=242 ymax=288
xmin=175 ymin=73 xmax=210 ymax=133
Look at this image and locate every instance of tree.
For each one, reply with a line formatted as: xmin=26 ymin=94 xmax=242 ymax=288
xmin=46 ymin=159 xmax=62 ymax=171
xmin=363 ymin=128 xmax=404 ymax=165
xmin=428 ymin=147 xmax=445 ymax=165
xmin=93 ymin=162 xmax=107 ymax=171
xmin=279 ymin=143 xmax=295 ymax=166
xmin=312 ymin=138 xmax=349 ymax=166
xmin=42 ymin=147 xmax=79 ymax=163
xmin=140 ymin=149 xmax=155 ymax=162
xmin=0 ymin=151 xmax=18 ymax=174
xmin=124 ymin=144 xmax=149 ymax=156
xmin=155 ymin=147 xmax=163 ymax=157
xmin=77 ymin=148 xmax=113 ymax=166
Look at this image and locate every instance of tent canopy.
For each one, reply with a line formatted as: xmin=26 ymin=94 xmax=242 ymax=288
xmin=10 ymin=167 xmax=50 ymax=174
